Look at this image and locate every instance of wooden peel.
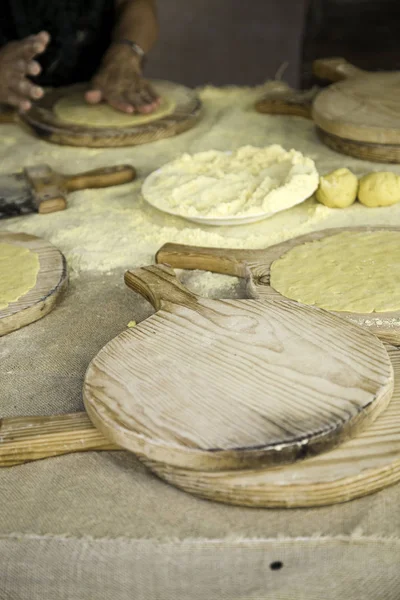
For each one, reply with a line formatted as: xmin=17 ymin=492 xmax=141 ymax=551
xmin=0 ymin=263 xmax=393 ymax=471
xmin=0 ymin=232 xmax=67 ymax=336
xmin=0 ymin=164 xmax=135 ymax=218
xmin=256 ymin=57 xmax=400 ymax=163
xmin=3 ymin=344 xmax=400 ymax=508
xmin=312 ymin=58 xmax=400 ymax=162
xmin=18 ymin=81 xmax=202 ymax=148
xmin=156 ymin=227 xmax=400 ymax=345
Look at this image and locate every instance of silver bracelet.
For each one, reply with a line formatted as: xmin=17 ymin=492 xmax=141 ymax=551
xmin=113 ymin=40 xmax=146 ymax=63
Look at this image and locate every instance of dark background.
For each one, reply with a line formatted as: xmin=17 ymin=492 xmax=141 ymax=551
xmin=145 ymin=0 xmax=400 ymax=89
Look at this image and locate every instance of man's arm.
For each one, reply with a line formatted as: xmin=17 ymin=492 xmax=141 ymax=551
xmin=85 ymin=0 xmax=160 ymax=114
xmin=112 ymin=0 xmax=159 ymax=53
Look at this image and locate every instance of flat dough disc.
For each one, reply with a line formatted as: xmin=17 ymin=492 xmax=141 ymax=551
xmin=54 ymin=93 xmax=176 ymax=128
xmin=0 ymin=243 xmax=40 ymax=309
xmin=270 ymin=230 xmax=400 ymax=313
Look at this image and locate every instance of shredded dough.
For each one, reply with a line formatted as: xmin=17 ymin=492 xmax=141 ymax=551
xmin=54 ymin=93 xmax=176 ymax=128
xmin=0 ymin=243 xmax=40 ymax=310
xmin=142 ymin=145 xmax=319 ymax=219
xmin=270 ymin=231 xmax=400 ymax=313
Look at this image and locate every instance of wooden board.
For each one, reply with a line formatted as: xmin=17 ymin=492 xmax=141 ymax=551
xmin=2 ymin=344 xmax=400 ymax=510
xmin=312 ymin=70 xmax=400 ymax=145
xmin=255 ymin=58 xmax=400 ymax=163
xmin=0 ymin=232 xmax=67 ymax=336
xmin=143 ymin=344 xmax=400 ymax=507
xmin=18 ymin=80 xmax=202 ymax=148
xmin=82 ymin=264 xmax=393 ymax=472
xmin=157 ymin=227 xmax=400 ymax=345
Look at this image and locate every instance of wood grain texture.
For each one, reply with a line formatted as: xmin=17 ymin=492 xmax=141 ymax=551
xmin=0 ymin=232 xmax=67 ymax=336
xmin=83 ymin=264 xmax=393 ymax=471
xmin=19 ymin=81 xmax=202 ymax=148
xmin=0 ymin=413 xmax=116 ymax=466
xmin=144 ymin=344 xmax=400 ymax=508
xmin=3 ymin=346 xmax=400 ymax=509
xmin=312 ymin=58 xmax=400 ymax=145
xmin=157 ymin=227 xmax=400 ymax=344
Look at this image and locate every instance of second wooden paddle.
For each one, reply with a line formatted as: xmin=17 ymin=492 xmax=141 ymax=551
xmin=256 ymin=57 xmax=400 ymax=163
xmin=156 ymin=227 xmax=400 ymax=345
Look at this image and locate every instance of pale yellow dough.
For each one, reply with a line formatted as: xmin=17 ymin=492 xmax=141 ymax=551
xmin=54 ymin=93 xmax=176 ymax=128
xmin=0 ymin=243 xmax=40 ymax=310
xmin=270 ymin=231 xmax=400 ymax=313
xmin=316 ymin=168 xmax=358 ymax=208
xmin=358 ymin=172 xmax=400 ymax=207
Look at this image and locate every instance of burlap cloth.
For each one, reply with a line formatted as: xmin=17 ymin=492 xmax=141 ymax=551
xmin=1 ymin=84 xmax=400 ymax=598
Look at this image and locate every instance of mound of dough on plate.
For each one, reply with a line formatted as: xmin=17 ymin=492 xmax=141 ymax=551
xmin=54 ymin=92 xmax=176 ymax=128
xmin=142 ymin=145 xmax=319 ymax=219
xmin=0 ymin=243 xmax=40 ymax=310
xmin=270 ymin=230 xmax=400 ymax=313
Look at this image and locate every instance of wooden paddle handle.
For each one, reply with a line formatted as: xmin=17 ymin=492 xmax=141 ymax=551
xmin=313 ymin=57 xmax=366 ymax=82
xmin=0 ymin=412 xmax=117 ymax=467
xmin=124 ymin=264 xmax=199 ymax=309
xmin=255 ymin=83 xmax=318 ymax=119
xmin=156 ymin=243 xmax=256 ymax=278
xmin=64 ymin=165 xmax=136 ymax=192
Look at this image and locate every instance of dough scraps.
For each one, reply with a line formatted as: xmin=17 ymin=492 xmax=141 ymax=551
xmin=54 ymin=93 xmax=176 ymax=128
xmin=0 ymin=243 xmax=40 ymax=310
xmin=270 ymin=230 xmax=400 ymax=313
xmin=142 ymin=145 xmax=319 ymax=219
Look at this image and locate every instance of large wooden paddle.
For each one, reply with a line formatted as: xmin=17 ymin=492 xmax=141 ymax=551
xmin=0 ymin=264 xmax=393 ymax=472
xmin=156 ymin=227 xmax=400 ymax=345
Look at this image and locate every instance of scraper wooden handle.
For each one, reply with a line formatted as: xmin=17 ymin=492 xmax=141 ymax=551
xmin=0 ymin=413 xmax=118 ymax=467
xmin=312 ymin=57 xmax=366 ymax=82
xmin=64 ymin=164 xmax=136 ymax=191
xmin=156 ymin=243 xmax=256 ymax=278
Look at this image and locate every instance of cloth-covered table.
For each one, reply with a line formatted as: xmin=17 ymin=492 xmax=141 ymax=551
xmin=1 ymin=84 xmax=400 ymax=599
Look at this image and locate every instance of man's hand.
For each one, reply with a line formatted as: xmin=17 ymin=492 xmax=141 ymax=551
xmin=0 ymin=31 xmax=50 ymax=112
xmin=85 ymin=44 xmax=160 ymax=114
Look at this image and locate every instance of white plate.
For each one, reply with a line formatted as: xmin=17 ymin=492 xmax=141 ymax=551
xmin=141 ymin=154 xmax=318 ymax=227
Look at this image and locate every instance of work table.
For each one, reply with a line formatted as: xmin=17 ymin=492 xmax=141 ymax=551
xmin=1 ymin=83 xmax=399 ymax=599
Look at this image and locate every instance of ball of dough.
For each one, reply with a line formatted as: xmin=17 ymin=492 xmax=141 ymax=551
xmin=315 ymin=168 xmax=358 ymax=208
xmin=358 ymin=172 xmax=400 ymax=207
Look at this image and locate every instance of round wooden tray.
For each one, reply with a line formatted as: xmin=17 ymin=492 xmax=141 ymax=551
xmin=142 ymin=343 xmax=400 ymax=508
xmin=0 ymin=232 xmax=67 ymax=336
xmin=157 ymin=227 xmax=400 ymax=344
xmin=19 ymin=80 xmax=202 ymax=147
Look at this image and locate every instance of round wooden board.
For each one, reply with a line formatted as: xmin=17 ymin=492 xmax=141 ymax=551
xmin=316 ymin=128 xmax=400 ymax=164
xmin=83 ymin=264 xmax=393 ymax=472
xmin=157 ymin=227 xmax=400 ymax=345
xmin=143 ymin=344 xmax=400 ymax=508
xmin=19 ymin=80 xmax=202 ymax=147
xmin=0 ymin=232 xmax=67 ymax=336
xmin=312 ymin=71 xmax=400 ymax=146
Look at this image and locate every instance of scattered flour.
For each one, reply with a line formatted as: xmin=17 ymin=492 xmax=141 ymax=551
xmin=1 ymin=81 xmax=400 ymax=299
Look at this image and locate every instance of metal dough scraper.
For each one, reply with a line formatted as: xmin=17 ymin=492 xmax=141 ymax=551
xmin=0 ymin=163 xmax=136 ymax=218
